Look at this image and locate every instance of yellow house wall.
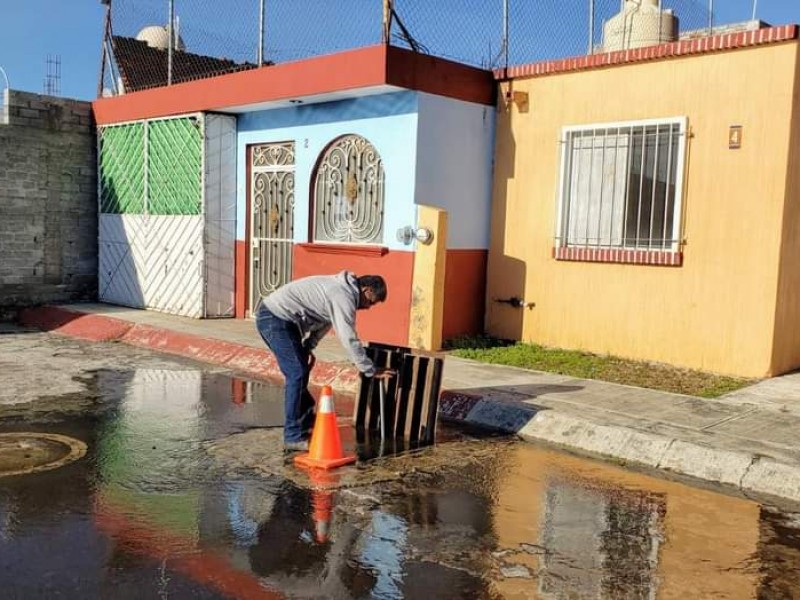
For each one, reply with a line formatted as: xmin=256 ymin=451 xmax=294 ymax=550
xmin=772 ymin=43 xmax=800 ymax=374
xmin=488 ymin=42 xmax=799 ymax=377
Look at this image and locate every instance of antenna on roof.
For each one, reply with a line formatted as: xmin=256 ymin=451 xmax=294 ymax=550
xmin=167 ymin=0 xmax=175 ymax=85
xmin=97 ymin=0 xmax=114 ymax=97
xmin=43 ymin=54 xmax=61 ymax=96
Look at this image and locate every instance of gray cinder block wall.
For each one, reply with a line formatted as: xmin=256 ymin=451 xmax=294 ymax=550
xmin=0 ymin=90 xmax=98 ymax=312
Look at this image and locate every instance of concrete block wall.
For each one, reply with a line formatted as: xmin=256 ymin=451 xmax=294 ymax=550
xmin=0 ymin=90 xmax=97 ymax=310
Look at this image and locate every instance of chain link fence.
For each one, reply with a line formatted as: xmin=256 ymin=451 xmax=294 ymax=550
xmin=102 ymin=0 xmax=715 ymax=94
xmin=392 ymin=0 xmax=713 ymax=68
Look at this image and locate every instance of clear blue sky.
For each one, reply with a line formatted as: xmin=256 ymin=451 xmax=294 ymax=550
xmin=1 ymin=1 xmax=800 ymax=101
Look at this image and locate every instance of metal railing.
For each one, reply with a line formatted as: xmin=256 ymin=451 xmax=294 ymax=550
xmin=100 ymin=0 xmax=718 ymax=95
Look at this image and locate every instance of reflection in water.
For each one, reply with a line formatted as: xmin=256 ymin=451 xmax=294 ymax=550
xmin=538 ymin=481 xmax=663 ymax=599
xmin=359 ymin=512 xmax=406 ymax=597
xmin=0 ymin=367 xmax=799 ymax=599
xmin=757 ymin=507 xmax=800 ymax=599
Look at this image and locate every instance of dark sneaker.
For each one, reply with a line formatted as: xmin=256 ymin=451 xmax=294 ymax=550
xmin=283 ymin=440 xmax=309 ymax=453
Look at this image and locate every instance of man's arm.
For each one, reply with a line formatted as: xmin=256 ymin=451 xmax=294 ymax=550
xmin=304 ymin=324 xmax=332 ymax=352
xmin=328 ymin=298 xmax=376 ymax=377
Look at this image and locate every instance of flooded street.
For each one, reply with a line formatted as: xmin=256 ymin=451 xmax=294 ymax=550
xmin=1 ymin=331 xmax=799 ymax=599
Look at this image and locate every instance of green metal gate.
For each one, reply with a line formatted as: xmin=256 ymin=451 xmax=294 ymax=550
xmin=99 ymin=122 xmax=145 ymax=214
xmin=100 ymin=117 xmax=202 ymax=216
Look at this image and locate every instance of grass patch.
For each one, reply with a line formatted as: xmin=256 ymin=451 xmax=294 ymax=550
xmin=443 ymin=334 xmax=513 ymax=350
xmin=447 ymin=338 xmax=755 ymax=398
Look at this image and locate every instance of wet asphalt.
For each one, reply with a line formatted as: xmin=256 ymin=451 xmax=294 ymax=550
xmin=1 ymin=332 xmax=799 ymax=599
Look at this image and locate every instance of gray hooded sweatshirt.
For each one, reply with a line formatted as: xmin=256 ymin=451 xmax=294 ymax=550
xmin=261 ymin=271 xmax=375 ymax=376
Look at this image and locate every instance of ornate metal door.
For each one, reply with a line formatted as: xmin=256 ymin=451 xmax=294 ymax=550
xmin=250 ymin=142 xmax=295 ymax=312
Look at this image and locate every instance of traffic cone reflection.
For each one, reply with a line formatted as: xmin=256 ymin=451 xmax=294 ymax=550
xmin=311 ymin=489 xmax=334 ymax=544
xmin=294 ymin=385 xmax=357 ymax=470
xmin=303 ymin=469 xmax=338 ymax=545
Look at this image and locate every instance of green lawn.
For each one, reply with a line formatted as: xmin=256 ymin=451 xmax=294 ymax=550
xmin=446 ymin=337 xmax=755 ymax=398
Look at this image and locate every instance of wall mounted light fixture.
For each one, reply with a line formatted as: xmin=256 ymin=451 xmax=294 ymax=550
xmin=396 ymin=226 xmax=434 ymax=246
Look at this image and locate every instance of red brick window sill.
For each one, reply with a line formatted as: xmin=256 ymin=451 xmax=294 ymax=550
xmin=553 ymin=246 xmax=683 ymax=266
xmin=298 ymin=243 xmax=389 ymax=257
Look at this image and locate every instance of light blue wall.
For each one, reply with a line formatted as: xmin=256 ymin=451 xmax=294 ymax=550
xmin=415 ymin=92 xmax=495 ymax=249
xmin=236 ymin=92 xmax=419 ymax=252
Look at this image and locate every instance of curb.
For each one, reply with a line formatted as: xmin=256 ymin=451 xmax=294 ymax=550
xmin=440 ymin=390 xmax=800 ymax=505
xmin=18 ymin=306 xmax=361 ymax=394
xmin=18 ymin=305 xmax=800 ymax=505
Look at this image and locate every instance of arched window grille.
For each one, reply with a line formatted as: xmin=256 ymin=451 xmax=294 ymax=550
xmin=312 ymin=134 xmax=385 ymax=244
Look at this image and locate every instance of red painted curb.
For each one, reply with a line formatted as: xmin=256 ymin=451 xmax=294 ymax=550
xmin=224 ymin=346 xmax=281 ymax=381
xmin=121 ymin=324 xmax=245 ymax=366
xmin=18 ymin=306 xmax=134 ymax=342
xmin=18 ymin=305 xmax=360 ymax=394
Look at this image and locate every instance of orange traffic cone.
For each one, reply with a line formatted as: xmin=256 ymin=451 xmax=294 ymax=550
xmin=294 ymin=385 xmax=357 ymax=469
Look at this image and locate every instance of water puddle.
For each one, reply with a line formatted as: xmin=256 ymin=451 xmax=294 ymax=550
xmin=0 ymin=367 xmax=798 ymax=598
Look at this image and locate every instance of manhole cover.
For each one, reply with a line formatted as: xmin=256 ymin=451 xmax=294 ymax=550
xmin=0 ymin=433 xmax=87 ymax=477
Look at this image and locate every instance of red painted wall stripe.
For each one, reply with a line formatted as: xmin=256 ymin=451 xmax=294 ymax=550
xmin=442 ymin=249 xmax=488 ymax=341
xmin=94 ymin=45 xmax=388 ymax=125
xmin=93 ymin=46 xmax=495 ymax=126
xmin=235 ymin=240 xmax=248 ymax=318
xmin=292 ymin=245 xmax=414 ymax=347
xmin=385 ymin=46 xmax=495 ymax=106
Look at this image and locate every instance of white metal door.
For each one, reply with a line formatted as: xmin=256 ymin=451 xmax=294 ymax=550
xmin=249 ymin=142 xmax=295 ymax=313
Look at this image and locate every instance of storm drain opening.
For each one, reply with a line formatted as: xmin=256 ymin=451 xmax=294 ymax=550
xmin=354 ymin=342 xmax=445 ymax=458
xmin=0 ymin=433 xmax=87 ymax=478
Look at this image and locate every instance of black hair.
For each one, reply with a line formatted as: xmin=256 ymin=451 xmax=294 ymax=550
xmin=357 ymin=275 xmax=387 ymax=302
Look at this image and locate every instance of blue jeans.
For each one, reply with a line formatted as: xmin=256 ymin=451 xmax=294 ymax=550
xmin=255 ymin=305 xmax=316 ymax=443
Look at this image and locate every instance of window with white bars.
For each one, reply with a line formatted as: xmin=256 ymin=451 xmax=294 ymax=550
xmin=556 ymin=118 xmax=687 ymax=253
xmin=313 ymin=134 xmax=385 ymax=245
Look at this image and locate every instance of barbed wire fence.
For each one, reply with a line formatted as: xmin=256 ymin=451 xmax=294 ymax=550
xmin=101 ymin=0 xmax=720 ymax=95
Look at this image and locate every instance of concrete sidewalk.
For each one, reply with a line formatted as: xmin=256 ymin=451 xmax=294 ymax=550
xmin=17 ymin=302 xmax=800 ymax=505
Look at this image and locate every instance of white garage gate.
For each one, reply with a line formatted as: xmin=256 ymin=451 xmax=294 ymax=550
xmin=97 ymin=113 xmax=236 ymax=318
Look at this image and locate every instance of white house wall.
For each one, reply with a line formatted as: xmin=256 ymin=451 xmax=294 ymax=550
xmin=414 ymin=92 xmax=495 ymax=250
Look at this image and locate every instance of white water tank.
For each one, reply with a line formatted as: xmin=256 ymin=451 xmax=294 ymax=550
xmin=136 ymin=25 xmax=186 ymax=52
xmin=602 ymin=0 xmax=678 ymax=52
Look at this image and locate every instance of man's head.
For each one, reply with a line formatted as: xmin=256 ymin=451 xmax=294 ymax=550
xmin=356 ymin=275 xmax=387 ymax=310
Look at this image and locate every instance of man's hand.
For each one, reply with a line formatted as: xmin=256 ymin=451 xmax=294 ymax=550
xmin=307 ymin=352 xmax=316 ymax=370
xmin=373 ymin=367 xmax=396 ymax=381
